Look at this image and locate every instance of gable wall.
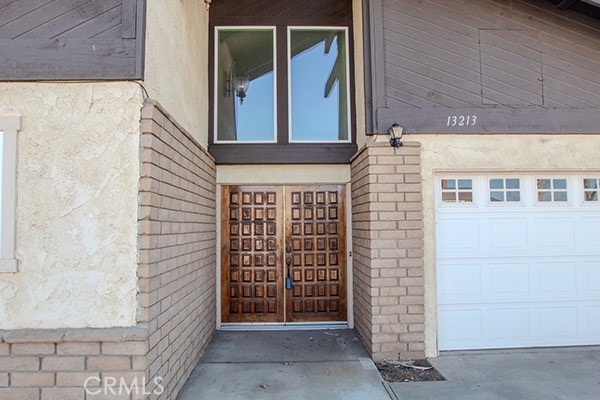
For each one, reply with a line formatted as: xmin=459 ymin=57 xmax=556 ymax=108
xmin=370 ymin=0 xmax=600 ymax=133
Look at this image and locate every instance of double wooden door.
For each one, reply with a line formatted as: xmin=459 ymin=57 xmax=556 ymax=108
xmin=221 ymin=185 xmax=347 ymax=323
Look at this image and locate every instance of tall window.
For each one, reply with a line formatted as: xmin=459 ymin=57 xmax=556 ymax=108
xmin=214 ymin=26 xmax=351 ymax=144
xmin=215 ymin=28 xmax=276 ymax=142
xmin=289 ymin=28 xmax=349 ymax=142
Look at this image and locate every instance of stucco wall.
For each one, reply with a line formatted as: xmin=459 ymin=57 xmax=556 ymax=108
xmin=144 ymin=0 xmax=209 ymax=146
xmin=418 ymin=134 xmax=600 ymax=357
xmin=217 ymin=164 xmax=351 ymax=184
xmin=0 ymin=82 xmax=142 ymax=329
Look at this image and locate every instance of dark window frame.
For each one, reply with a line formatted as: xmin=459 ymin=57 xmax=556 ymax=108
xmin=208 ymin=6 xmax=357 ymax=164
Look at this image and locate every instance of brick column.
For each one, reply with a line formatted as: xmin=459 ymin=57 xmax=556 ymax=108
xmin=350 ymin=142 xmax=425 ymax=360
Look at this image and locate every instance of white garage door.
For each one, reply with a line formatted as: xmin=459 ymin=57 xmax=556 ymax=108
xmin=437 ymin=174 xmax=600 ymax=350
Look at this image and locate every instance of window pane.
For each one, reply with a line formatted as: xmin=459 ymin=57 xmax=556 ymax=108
xmin=538 ymin=191 xmax=552 ymax=202
xmin=458 ymin=179 xmax=472 ymax=190
xmin=442 ymin=192 xmax=456 ymax=202
xmin=489 ymin=179 xmax=503 ymax=190
xmin=458 ymin=192 xmax=473 ymax=203
xmin=290 ymin=29 xmax=349 ymax=141
xmin=442 ymin=179 xmax=456 ymax=190
xmin=507 ymin=191 xmax=521 ymax=202
xmin=506 ymin=179 xmax=520 ymax=189
xmin=583 ymin=179 xmax=598 ymax=189
xmin=490 ymin=191 xmax=504 ymax=202
xmin=585 ymin=191 xmax=598 ymax=201
xmin=553 ymin=179 xmax=567 ymax=190
xmin=216 ymin=29 xmax=275 ymax=142
xmin=554 ymin=191 xmax=568 ymax=202
xmin=537 ymin=179 xmax=551 ymax=189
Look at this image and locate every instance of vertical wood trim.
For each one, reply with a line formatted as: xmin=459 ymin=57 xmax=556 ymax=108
xmin=362 ymin=0 xmax=375 ymax=135
xmin=368 ymin=0 xmax=387 ymax=134
xmin=277 ymin=27 xmax=289 ymax=144
xmin=134 ymin=0 xmax=145 ymax=78
xmin=122 ymin=0 xmax=137 ymax=39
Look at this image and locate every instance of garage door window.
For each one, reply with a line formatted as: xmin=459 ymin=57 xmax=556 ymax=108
xmin=583 ymin=178 xmax=599 ymax=202
xmin=441 ymin=179 xmax=473 ymax=203
xmin=536 ymin=178 xmax=568 ymax=203
xmin=489 ymin=178 xmax=520 ymax=203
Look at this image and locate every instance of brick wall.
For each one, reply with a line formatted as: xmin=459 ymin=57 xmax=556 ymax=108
xmin=0 ymin=327 xmax=147 ymax=400
xmin=138 ymin=102 xmax=217 ymax=399
xmin=350 ymin=142 xmax=425 ymax=360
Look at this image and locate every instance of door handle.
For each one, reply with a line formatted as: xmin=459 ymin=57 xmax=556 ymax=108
xmin=285 ymin=256 xmax=292 ymax=289
xmin=286 ymin=245 xmax=292 ymax=253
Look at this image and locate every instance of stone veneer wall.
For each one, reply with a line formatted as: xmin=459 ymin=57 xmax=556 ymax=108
xmin=0 ymin=101 xmax=217 ymax=400
xmin=351 ymin=142 xmax=426 ymax=360
xmin=138 ymin=101 xmax=217 ymax=400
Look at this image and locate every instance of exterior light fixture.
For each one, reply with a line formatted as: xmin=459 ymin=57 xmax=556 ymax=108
xmin=388 ymin=123 xmax=403 ymax=147
xmin=233 ymin=76 xmax=250 ymax=104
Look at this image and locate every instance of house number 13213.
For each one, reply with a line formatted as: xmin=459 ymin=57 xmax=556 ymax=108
xmin=446 ymin=115 xmax=477 ymax=127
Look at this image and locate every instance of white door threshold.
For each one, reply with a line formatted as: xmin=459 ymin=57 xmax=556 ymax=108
xmin=220 ymin=322 xmax=349 ymax=331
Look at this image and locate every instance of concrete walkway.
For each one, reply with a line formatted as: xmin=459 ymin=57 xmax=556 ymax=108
xmin=389 ymin=346 xmax=600 ymax=400
xmin=177 ymin=329 xmax=392 ymax=400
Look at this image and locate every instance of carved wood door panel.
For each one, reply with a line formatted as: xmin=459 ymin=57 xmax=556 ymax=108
xmin=285 ymin=186 xmax=347 ymax=322
xmin=221 ymin=185 xmax=346 ymax=323
xmin=221 ymin=186 xmax=284 ymax=322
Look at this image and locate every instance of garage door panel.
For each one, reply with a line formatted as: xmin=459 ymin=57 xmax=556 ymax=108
xmin=582 ymin=261 xmax=600 ymax=296
xmin=537 ymin=306 xmax=578 ymax=342
xmin=533 ymin=262 xmax=578 ymax=300
xmin=437 ymin=219 xmax=480 ymax=257
xmin=585 ymin=306 xmax=600 ymax=337
xmin=438 ymin=262 xmax=481 ymax=303
xmin=439 ymin=308 xmax=483 ymax=349
xmin=533 ymin=218 xmax=576 ymax=251
xmin=487 ymin=262 xmax=530 ymax=302
xmin=486 ymin=218 xmax=529 ymax=254
xmin=580 ymin=217 xmax=600 ymax=250
xmin=488 ymin=308 xmax=531 ymax=344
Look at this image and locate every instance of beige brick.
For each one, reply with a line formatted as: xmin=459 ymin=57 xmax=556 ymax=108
xmin=11 ymin=372 xmax=54 ymax=387
xmin=398 ymin=351 xmax=425 ymax=360
xmin=0 ymin=344 xmax=8 ymax=356
xmin=12 ymin=343 xmax=55 ymax=355
xmin=42 ymin=356 xmax=84 ymax=371
xmin=0 ymin=357 xmax=39 ymax=372
xmin=56 ymin=343 xmax=100 ymax=355
xmin=87 ymin=356 xmax=130 ymax=371
xmin=0 ymin=388 xmax=39 ymax=400
xmin=41 ymin=387 xmax=84 ymax=400
xmin=102 ymin=342 xmax=147 ymax=356
xmin=0 ymin=373 xmax=8 ymax=387
xmin=57 ymin=372 xmax=100 ymax=386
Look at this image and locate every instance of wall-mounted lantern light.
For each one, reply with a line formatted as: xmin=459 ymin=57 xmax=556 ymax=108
xmin=388 ymin=123 xmax=403 ymax=147
xmin=233 ymin=76 xmax=250 ymax=104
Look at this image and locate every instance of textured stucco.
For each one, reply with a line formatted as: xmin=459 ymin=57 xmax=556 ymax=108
xmin=418 ymin=134 xmax=600 ymax=357
xmin=144 ymin=0 xmax=209 ymax=146
xmin=0 ymin=82 xmax=142 ymax=329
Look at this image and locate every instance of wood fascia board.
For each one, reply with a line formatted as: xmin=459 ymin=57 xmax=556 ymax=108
xmin=367 ymin=0 xmax=386 ymax=134
xmin=377 ymin=107 xmax=600 ymax=134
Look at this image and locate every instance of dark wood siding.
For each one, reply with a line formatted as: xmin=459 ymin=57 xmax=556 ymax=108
xmin=367 ymin=0 xmax=600 ymax=133
xmin=0 ymin=0 xmax=145 ymax=80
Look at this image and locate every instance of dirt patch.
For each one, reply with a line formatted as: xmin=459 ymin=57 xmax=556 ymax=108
xmin=375 ymin=359 xmax=446 ymax=383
